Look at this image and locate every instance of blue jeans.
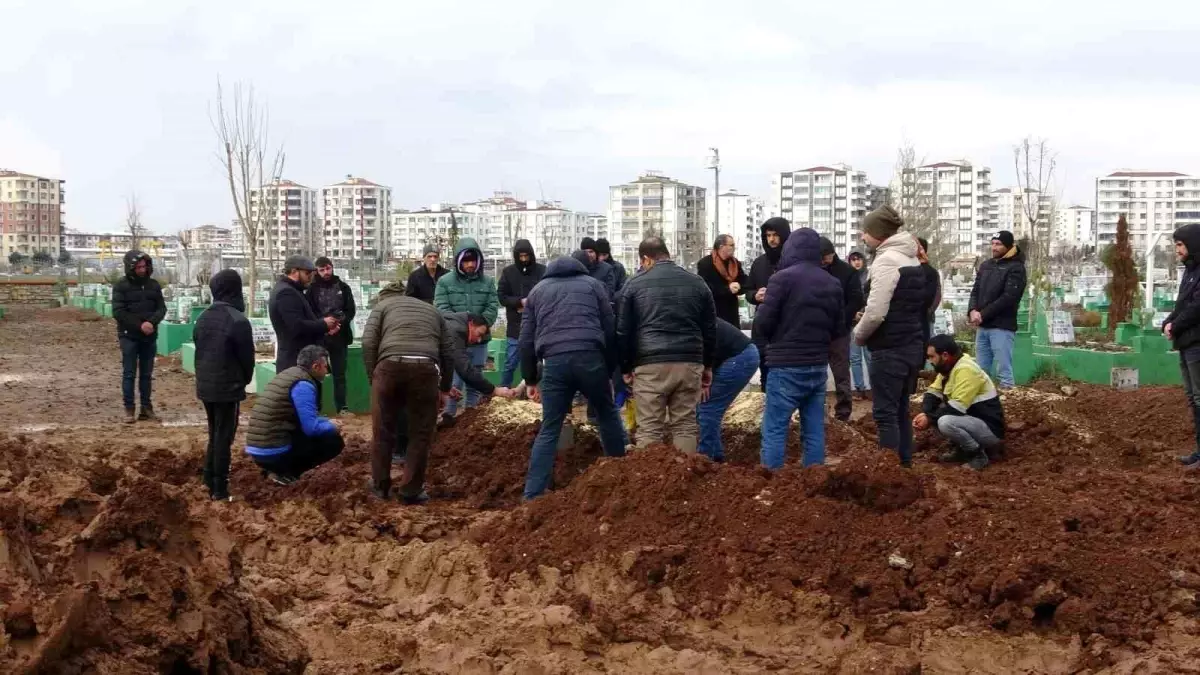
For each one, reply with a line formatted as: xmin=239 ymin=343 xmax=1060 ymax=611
xmin=697 ymin=344 xmax=759 ymax=461
xmin=500 ymin=337 xmax=522 ymax=387
xmin=446 ymin=343 xmax=488 ymax=416
xmin=524 ymin=352 xmax=627 ymax=500
xmin=760 ymin=365 xmax=828 ymax=469
xmin=976 ymin=327 xmax=1016 ymax=389
xmin=119 ymin=336 xmax=156 ymax=409
xmin=849 ymin=343 xmax=870 ymax=390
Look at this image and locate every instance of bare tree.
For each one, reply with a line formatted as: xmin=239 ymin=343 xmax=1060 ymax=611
xmin=891 ymin=142 xmax=955 ymax=269
xmin=1013 ymin=136 xmax=1057 ymax=324
xmin=211 ymin=79 xmax=285 ymax=316
xmin=540 ymin=218 xmax=565 ymax=259
xmin=126 ymin=193 xmax=145 ymax=251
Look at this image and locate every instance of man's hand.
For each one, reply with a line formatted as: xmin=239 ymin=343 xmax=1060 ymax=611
xmin=521 ymin=298 xmax=528 ymax=308
xmin=448 ymin=387 xmax=463 ymax=401
xmin=623 ymin=373 xmax=635 ymax=386
xmin=701 ymin=384 xmax=712 ymax=403
xmin=527 ymin=385 xmax=541 ymax=403
xmin=854 ymin=310 xmax=864 ymax=323
xmin=331 ymin=418 xmax=345 ymax=432
xmin=701 ymin=368 xmax=713 ymax=389
xmin=729 ymin=282 xmax=741 ymax=295
xmin=324 ymin=316 xmax=339 ymax=331
xmin=439 ymin=391 xmax=450 ymax=409
xmin=912 ymin=413 xmax=929 ymax=431
xmin=328 ymin=323 xmax=341 ymax=336
xmin=969 ymin=310 xmax=983 ymax=326
xmin=755 ymin=288 xmax=766 ymax=303
xmin=140 ymin=321 xmax=154 ymax=335
xmin=493 ymin=386 xmax=517 ymax=399
xmin=1165 ymin=322 xmax=1174 ymax=339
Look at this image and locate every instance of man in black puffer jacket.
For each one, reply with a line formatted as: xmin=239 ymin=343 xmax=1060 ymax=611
xmin=1166 ymin=224 xmax=1200 ymax=467
xmin=112 ymin=249 xmax=166 ymax=423
xmin=497 ymin=239 xmax=545 ymax=387
xmin=746 ymin=217 xmax=792 ymax=390
xmin=819 ymin=236 xmax=865 ymax=421
xmin=968 ymin=230 xmax=1027 ymax=389
xmin=306 ymin=256 xmax=357 ymax=414
xmin=580 ymin=237 xmax=618 ymax=298
xmin=193 ymin=269 xmax=255 ymax=501
xmin=270 ymin=255 xmax=337 ymax=373
xmin=617 ymin=237 xmax=716 ymax=453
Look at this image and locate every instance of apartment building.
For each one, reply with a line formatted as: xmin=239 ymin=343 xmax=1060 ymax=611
xmin=1095 ymin=170 xmax=1200 ymax=251
xmin=585 ymin=214 xmax=608 ymax=241
xmin=898 ymin=160 xmax=993 ymax=257
xmin=989 ymin=187 xmax=1054 ymax=243
xmin=607 ymin=172 xmax=707 ymax=269
xmin=774 ymin=164 xmax=867 ymax=257
xmin=1053 ymin=206 xmax=1096 ymax=252
xmin=321 ymin=175 xmax=391 ymax=262
xmin=248 ymin=179 xmax=318 ymax=261
xmin=390 ymin=192 xmax=591 ymax=264
xmin=0 ymin=170 xmax=65 ymax=259
xmin=62 ymin=228 xmax=178 ymax=262
xmin=712 ymin=190 xmax=765 ymax=263
xmin=179 ymin=224 xmax=235 ymax=252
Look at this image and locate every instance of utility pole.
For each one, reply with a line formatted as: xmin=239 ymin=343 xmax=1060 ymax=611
xmin=707 ymin=148 xmax=720 ymax=246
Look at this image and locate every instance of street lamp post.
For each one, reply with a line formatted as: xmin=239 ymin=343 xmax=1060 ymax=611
xmin=706 ymin=148 xmax=720 ymax=246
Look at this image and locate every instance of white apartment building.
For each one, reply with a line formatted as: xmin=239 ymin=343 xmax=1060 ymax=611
xmin=390 ymin=192 xmax=591 ymax=265
xmin=607 ymin=171 xmax=707 ymax=270
xmin=248 ymin=179 xmax=318 ymax=261
xmin=776 ymin=164 xmax=868 ymax=257
xmin=1 ymin=170 xmax=65 ymax=259
xmin=1053 ymin=206 xmax=1096 ymax=253
xmin=989 ymin=187 xmax=1054 ymax=242
xmin=1095 ymin=171 xmax=1200 ymax=251
xmin=179 ymin=224 xmax=235 ymax=252
xmin=320 ymin=175 xmax=391 ymax=262
xmin=712 ymin=190 xmax=765 ymax=263
xmin=898 ymin=160 xmax=993 ymax=257
xmin=62 ymin=229 xmax=178 ymax=262
xmin=585 ymin=214 xmax=608 ymax=241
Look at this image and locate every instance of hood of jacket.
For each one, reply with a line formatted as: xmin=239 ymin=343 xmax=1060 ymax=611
xmin=546 ymin=255 xmax=590 ymax=279
xmin=378 ymin=280 xmax=406 ymax=298
xmin=571 ymin=249 xmax=597 ymax=273
xmin=453 ymin=237 xmax=485 ymax=279
xmin=122 ymin=249 xmax=153 ymax=282
xmin=818 ymin=236 xmax=840 ymax=261
xmin=511 ymin=238 xmax=537 ymax=267
xmin=1176 ymin=224 xmax=1200 ymax=266
xmin=779 ymin=228 xmax=823 ymax=270
xmin=209 ymin=269 xmax=245 ymax=312
xmin=761 ymin=217 xmax=792 ymax=264
xmin=874 ymin=231 xmax=919 ymax=260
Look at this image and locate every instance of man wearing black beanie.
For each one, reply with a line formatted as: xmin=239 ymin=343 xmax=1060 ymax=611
xmin=968 ymin=230 xmax=1027 ymax=389
xmin=580 ymin=237 xmax=617 ymax=298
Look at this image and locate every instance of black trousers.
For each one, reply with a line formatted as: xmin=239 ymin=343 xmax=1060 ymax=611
xmin=869 ymin=343 xmax=925 ymax=464
xmin=828 ymin=333 xmax=853 ymax=421
xmin=326 ymin=339 xmax=349 ymax=411
xmin=203 ymin=401 xmax=239 ymax=493
xmin=253 ymin=432 xmax=345 ymax=478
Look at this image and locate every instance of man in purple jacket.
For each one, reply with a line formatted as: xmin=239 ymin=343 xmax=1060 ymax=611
xmin=754 ymin=228 xmax=845 ymax=469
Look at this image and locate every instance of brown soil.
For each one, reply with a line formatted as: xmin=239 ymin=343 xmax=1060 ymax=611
xmin=6 ymin=307 xmax=1200 ymax=673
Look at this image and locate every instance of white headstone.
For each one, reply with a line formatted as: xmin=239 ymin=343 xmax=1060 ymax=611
xmin=1111 ymin=367 xmax=1138 ymax=391
xmin=1048 ymin=311 xmax=1075 ymax=344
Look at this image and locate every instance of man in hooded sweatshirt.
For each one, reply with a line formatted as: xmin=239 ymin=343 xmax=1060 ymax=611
xmin=968 ymin=230 xmax=1027 ymax=389
xmin=435 ymin=237 xmax=500 ymax=422
xmin=595 ymin=238 xmax=627 ymax=291
xmin=747 ymin=217 xmax=792 ymax=390
xmin=497 ymin=239 xmax=546 ymax=387
xmin=306 ymin=256 xmax=357 ymax=414
xmin=1165 ymin=224 xmax=1200 ymax=467
xmin=580 ymin=237 xmax=618 ymax=298
xmin=112 ymin=249 xmax=167 ymax=423
xmin=406 ymin=245 xmax=448 ymax=304
xmin=756 ymin=229 xmax=844 ymax=469
xmin=853 ymin=206 xmax=927 ymax=467
xmin=193 ymin=269 xmax=255 ymax=501
xmin=819 ymin=236 xmax=865 ymax=422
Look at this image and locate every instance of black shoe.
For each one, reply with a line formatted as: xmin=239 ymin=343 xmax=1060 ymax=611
xmin=210 ymin=490 xmax=232 ymax=502
xmin=939 ymin=446 xmax=970 ymax=464
xmin=437 ymin=413 xmax=457 ymax=429
xmin=269 ymin=472 xmax=298 ymax=486
xmin=137 ymin=405 xmax=157 ymax=421
xmin=967 ymin=453 xmax=990 ymax=471
xmin=899 ymin=458 xmax=913 ymax=468
xmin=370 ymin=484 xmax=390 ymax=500
xmin=401 ymin=490 xmax=430 ymax=506
xmin=1179 ymin=451 xmax=1200 ymax=466
xmin=392 ymin=453 xmax=407 ymax=466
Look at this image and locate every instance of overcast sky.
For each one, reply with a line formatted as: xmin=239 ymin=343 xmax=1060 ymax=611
xmin=4 ymin=0 xmax=1200 ymax=233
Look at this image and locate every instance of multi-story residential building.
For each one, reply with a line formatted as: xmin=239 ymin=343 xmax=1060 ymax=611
xmin=1095 ymin=170 xmax=1200 ymax=251
xmin=180 ymin=224 xmax=235 ymax=252
xmin=775 ymin=164 xmax=868 ymax=257
xmin=0 ymin=170 xmax=65 ymax=260
xmin=989 ymin=187 xmax=1054 ymax=243
xmin=865 ymin=184 xmax=891 ymax=214
xmin=898 ymin=160 xmax=993 ymax=257
xmin=607 ymin=171 xmax=707 ymax=270
xmin=321 ymin=175 xmax=391 ymax=262
xmin=713 ymin=189 xmax=765 ymax=263
xmin=62 ymin=228 xmax=178 ymax=262
xmin=249 ymin=179 xmax=318 ymax=261
xmin=585 ymin=214 xmax=608 ymax=241
xmin=390 ymin=192 xmax=591 ymax=266
xmin=1053 ymin=206 xmax=1096 ymax=253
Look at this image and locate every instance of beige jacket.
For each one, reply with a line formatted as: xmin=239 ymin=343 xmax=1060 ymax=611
xmin=853 ymin=232 xmax=920 ymax=345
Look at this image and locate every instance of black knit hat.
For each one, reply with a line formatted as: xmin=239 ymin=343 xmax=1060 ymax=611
xmin=992 ymin=230 xmax=1015 ymax=249
xmin=594 ymin=238 xmax=612 ymax=256
xmin=580 ymin=237 xmax=597 ymax=252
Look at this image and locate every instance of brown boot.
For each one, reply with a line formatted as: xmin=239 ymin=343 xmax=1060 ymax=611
xmin=124 ymin=408 xmax=136 ymax=424
xmin=137 ymin=404 xmax=157 ymax=422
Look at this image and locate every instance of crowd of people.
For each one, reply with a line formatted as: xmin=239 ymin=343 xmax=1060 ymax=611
xmin=126 ymin=201 xmax=1200 ymax=505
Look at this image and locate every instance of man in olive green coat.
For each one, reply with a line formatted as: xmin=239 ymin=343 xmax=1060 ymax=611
xmin=434 ymin=237 xmax=499 ymax=420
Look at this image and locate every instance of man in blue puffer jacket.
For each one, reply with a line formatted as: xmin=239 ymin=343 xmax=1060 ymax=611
xmin=519 ymin=252 xmax=628 ymax=499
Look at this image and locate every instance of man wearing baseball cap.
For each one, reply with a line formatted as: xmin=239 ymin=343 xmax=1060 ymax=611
xmin=968 ymin=230 xmax=1027 ymax=389
xmin=269 ymin=255 xmax=339 ymax=372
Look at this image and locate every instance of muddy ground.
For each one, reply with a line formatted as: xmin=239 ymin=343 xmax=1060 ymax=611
xmin=4 ymin=306 xmax=1200 ymax=673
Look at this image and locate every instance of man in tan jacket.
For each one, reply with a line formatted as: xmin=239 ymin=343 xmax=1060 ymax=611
xmin=853 ymin=206 xmax=928 ymax=467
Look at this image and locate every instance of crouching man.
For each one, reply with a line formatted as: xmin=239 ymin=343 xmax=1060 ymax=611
xmin=913 ymin=335 xmax=1005 ymax=470
xmin=245 ymin=344 xmax=345 ymax=484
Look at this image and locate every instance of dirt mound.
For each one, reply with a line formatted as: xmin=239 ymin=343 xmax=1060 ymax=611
xmin=0 ymin=439 xmax=308 ymax=674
